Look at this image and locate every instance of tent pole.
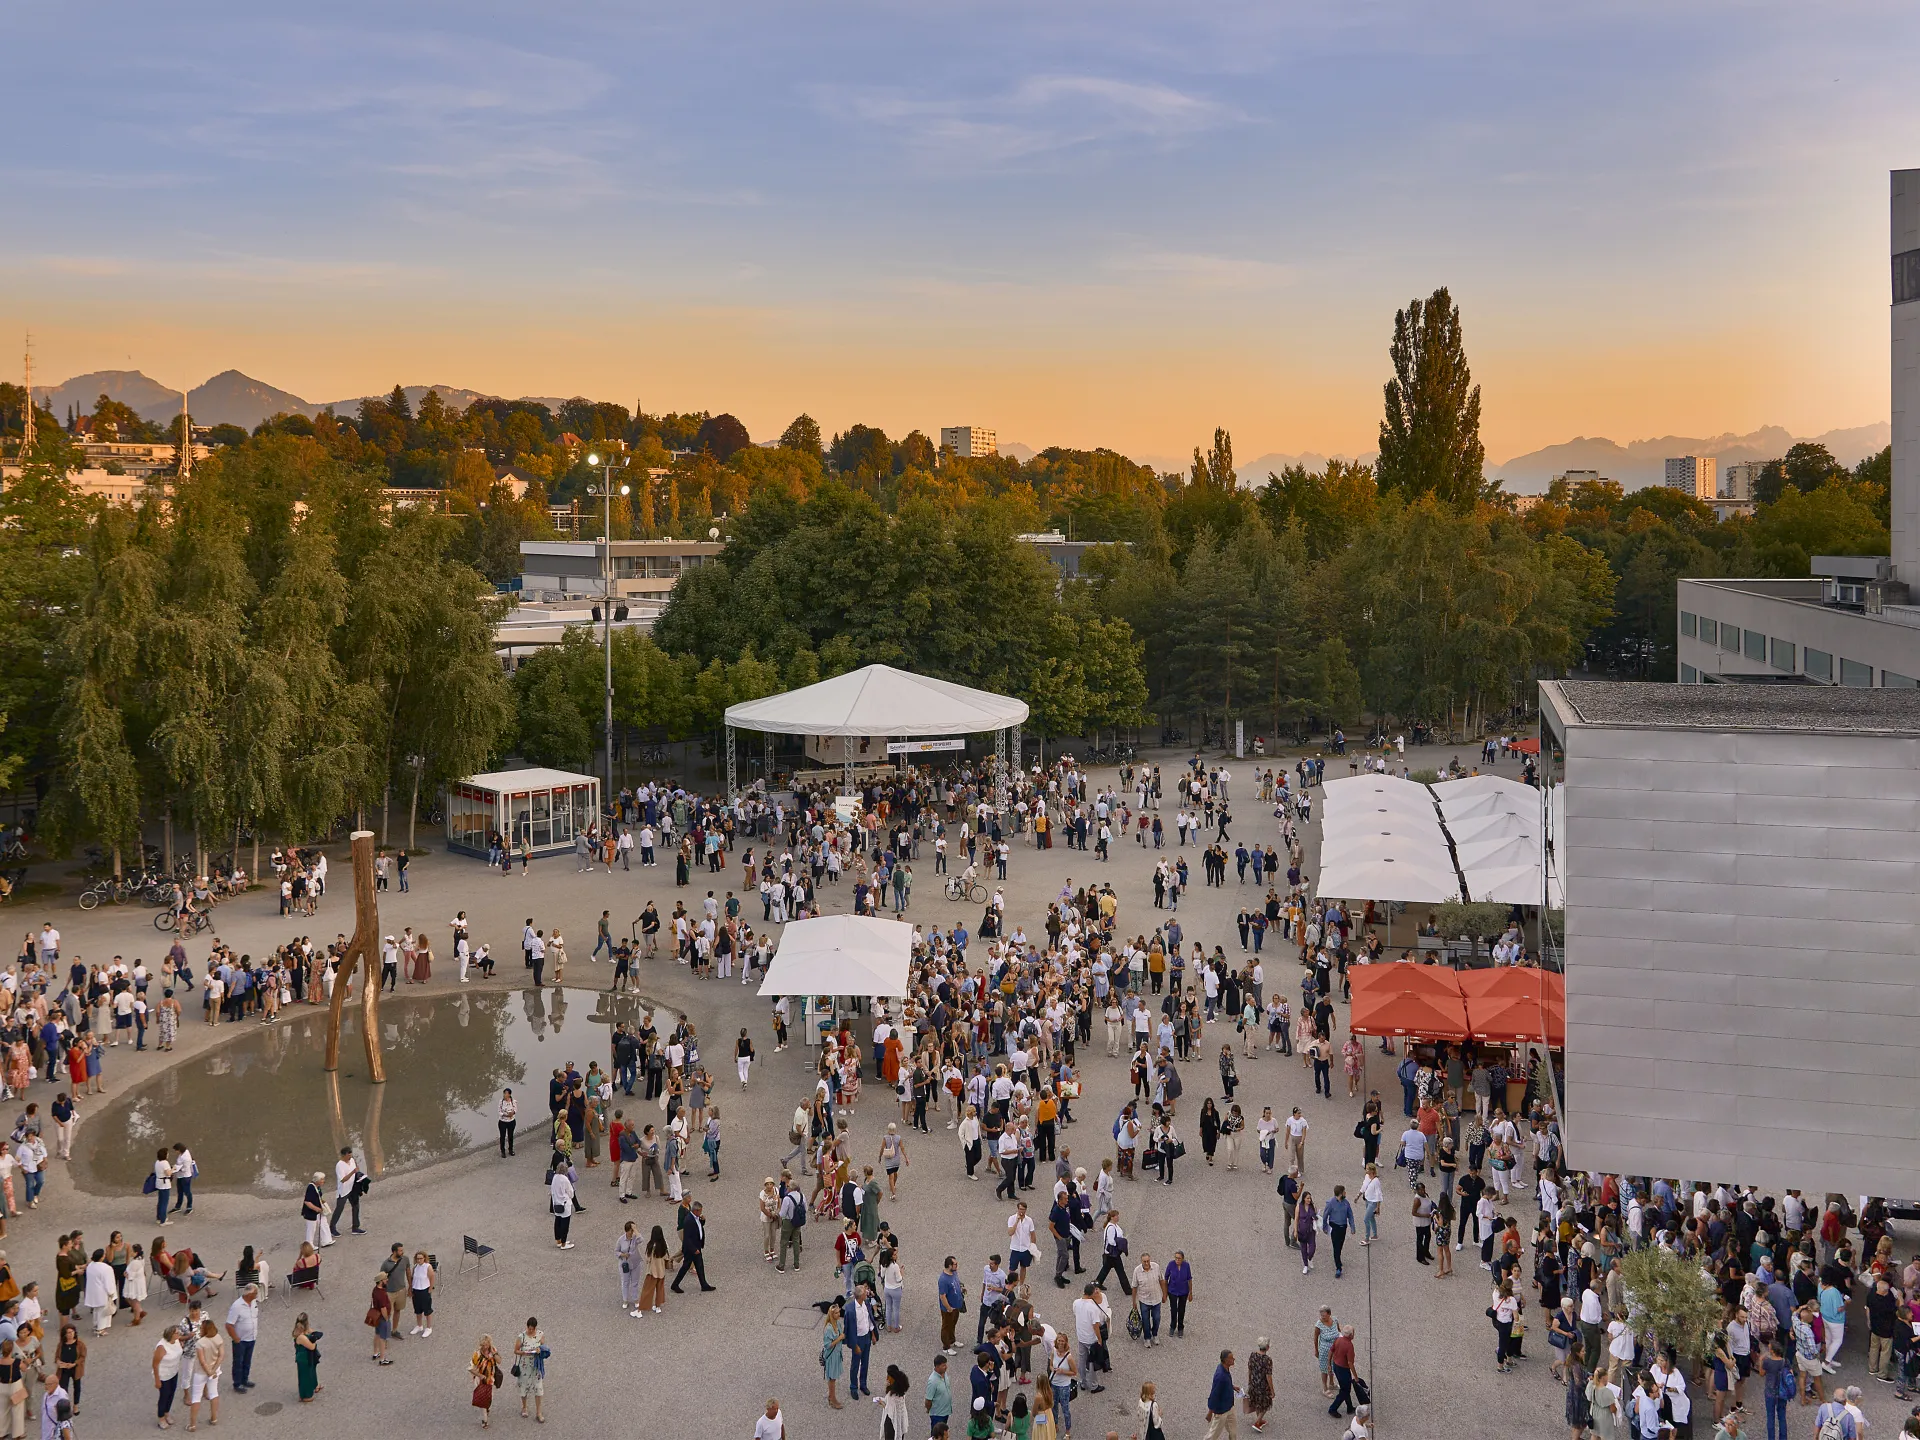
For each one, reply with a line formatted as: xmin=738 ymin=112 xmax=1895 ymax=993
xmin=726 ymin=724 xmax=737 ymax=803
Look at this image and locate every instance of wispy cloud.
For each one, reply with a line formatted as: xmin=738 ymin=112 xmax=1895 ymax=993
xmin=816 ymin=71 xmax=1226 ymax=165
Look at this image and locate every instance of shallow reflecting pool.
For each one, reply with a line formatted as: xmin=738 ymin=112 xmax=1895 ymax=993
xmin=70 ymin=987 xmax=679 ymax=1197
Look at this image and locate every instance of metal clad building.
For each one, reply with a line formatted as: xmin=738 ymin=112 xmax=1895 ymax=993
xmin=1541 ymin=680 xmax=1920 ymax=1198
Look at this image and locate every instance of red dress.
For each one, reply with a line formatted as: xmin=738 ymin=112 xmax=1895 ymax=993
xmin=67 ymin=1045 xmax=87 ymax=1087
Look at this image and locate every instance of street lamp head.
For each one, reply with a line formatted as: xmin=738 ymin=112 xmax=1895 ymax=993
xmin=619 ymin=484 xmax=631 ymax=496
xmin=587 ymin=453 xmax=600 ymax=467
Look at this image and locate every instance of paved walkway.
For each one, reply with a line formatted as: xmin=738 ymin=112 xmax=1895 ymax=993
xmin=26 ymin=747 xmax=1900 ymax=1437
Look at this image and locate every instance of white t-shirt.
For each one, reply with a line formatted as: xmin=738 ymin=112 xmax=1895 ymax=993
xmin=754 ymin=1412 xmax=785 ymax=1440
xmin=336 ymin=1156 xmax=359 ymax=1198
xmin=1008 ymin=1214 xmax=1037 ymax=1252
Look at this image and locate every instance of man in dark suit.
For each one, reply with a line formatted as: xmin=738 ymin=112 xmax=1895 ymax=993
xmin=671 ymin=1198 xmax=717 ymax=1292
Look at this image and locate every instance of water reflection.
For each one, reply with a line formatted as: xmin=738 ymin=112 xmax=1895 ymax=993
xmin=71 ymin=988 xmax=677 ymax=1198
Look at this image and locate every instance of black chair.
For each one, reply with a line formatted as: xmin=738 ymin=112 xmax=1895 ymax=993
xmin=458 ymin=1235 xmax=497 ymax=1280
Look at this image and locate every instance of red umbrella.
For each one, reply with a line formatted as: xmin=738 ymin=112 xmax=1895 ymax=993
xmin=1346 ymin=962 xmax=1469 ymax=1040
xmin=1457 ymin=967 xmax=1564 ymax=1046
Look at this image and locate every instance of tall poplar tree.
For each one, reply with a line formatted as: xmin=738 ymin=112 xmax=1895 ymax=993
xmin=1377 ymin=286 xmax=1490 ymax=508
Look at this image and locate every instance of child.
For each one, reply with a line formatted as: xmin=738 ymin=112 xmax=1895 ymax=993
xmin=966 ymin=1395 xmax=995 ymax=1440
xmin=1008 ymin=1392 xmax=1031 ymax=1440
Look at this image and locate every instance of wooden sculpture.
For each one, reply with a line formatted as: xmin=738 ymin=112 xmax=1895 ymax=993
xmin=323 ymin=829 xmax=386 ymax=1082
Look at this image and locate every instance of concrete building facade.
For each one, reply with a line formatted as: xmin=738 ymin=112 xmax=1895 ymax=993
xmin=939 ymin=425 xmax=997 ymax=459
xmin=519 ymin=538 xmax=724 ymax=602
xmin=1541 ymin=680 xmax=1920 ymax=1198
xmin=1664 ymin=454 xmax=1718 ymax=500
xmin=1676 ymin=172 xmax=1920 ymax=684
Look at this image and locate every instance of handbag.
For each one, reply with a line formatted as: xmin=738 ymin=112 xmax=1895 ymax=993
xmin=1125 ymin=1307 xmax=1143 ymax=1341
xmin=364 ymin=1306 xmax=383 ymax=1328
xmin=143 ymin=1174 xmax=158 ymax=1195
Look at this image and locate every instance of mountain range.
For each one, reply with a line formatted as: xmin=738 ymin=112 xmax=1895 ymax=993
xmin=34 ymin=369 xmax=569 ymax=433
xmin=34 ymin=367 xmax=1889 ymax=489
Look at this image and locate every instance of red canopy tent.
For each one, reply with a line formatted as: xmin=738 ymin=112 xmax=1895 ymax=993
xmin=1508 ymin=737 xmax=1541 ymax=755
xmin=1457 ymin=966 xmax=1565 ymax=1047
xmin=1345 ymin=962 xmax=1469 ymax=1040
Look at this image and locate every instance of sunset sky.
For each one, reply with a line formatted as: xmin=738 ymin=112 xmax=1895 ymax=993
xmin=5 ymin=1 xmax=1917 ymax=463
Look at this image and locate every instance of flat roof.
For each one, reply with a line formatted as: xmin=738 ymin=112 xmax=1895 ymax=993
xmin=1544 ymin=679 xmax=1920 ymax=735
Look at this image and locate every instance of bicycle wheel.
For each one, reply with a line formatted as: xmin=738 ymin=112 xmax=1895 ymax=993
xmin=111 ymin=883 xmax=132 ymax=905
xmin=154 ymin=910 xmax=178 ymax=932
xmin=77 ymin=889 xmax=100 ymax=911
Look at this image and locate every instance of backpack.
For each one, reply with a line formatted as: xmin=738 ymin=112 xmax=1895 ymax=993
xmin=1818 ymin=1409 xmax=1847 ymax=1440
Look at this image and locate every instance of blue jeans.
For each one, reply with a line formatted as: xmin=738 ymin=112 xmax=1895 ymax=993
xmin=848 ymin=1332 xmax=871 ymax=1396
xmin=1140 ymin=1302 xmax=1161 ymax=1340
xmin=1052 ymin=1383 xmax=1072 ymax=1433
xmin=1364 ymin=1200 xmax=1379 ymax=1240
xmin=23 ymin=1170 xmax=43 ymax=1206
xmin=171 ymin=1175 xmax=192 ymax=1212
xmin=1766 ymin=1396 xmax=1789 ymax=1440
xmin=231 ymin=1339 xmax=255 ymax=1389
xmin=594 ymin=935 xmax=613 ymax=960
xmin=156 ymin=1186 xmax=170 ymax=1223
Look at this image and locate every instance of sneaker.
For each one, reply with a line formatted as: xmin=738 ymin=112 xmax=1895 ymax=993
xmin=421 ymin=1327 xmax=432 ymax=1337
xmin=410 ymin=1325 xmax=423 ymax=1336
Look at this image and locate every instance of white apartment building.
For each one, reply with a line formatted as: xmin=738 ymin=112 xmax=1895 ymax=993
xmin=939 ymin=425 xmax=997 ymax=459
xmin=1664 ymin=454 xmax=1717 ymax=500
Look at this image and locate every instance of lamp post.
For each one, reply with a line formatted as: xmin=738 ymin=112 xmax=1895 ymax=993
xmin=587 ymin=453 xmax=631 ymax=814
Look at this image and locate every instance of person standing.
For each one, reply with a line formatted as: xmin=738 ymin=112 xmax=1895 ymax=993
xmin=513 ymin=1318 xmax=547 ymax=1423
xmin=820 ymin=1297 xmax=848 ymax=1410
xmin=1164 ymin=1251 xmax=1193 ymax=1337
xmin=409 ymin=1251 xmax=436 ymax=1337
xmin=187 ymin=1316 xmax=223 ymax=1429
xmin=292 ymin=1312 xmax=322 ymax=1403
xmin=224 ymin=1285 xmax=260 ymax=1393
xmin=151 ymin=1150 xmax=174 ymax=1227
xmin=470 ymin=1337 xmax=503 ymax=1428
xmin=616 ymin=1223 xmax=643 ymax=1316
xmin=670 ymin=1199 xmax=716 ymax=1292
xmin=331 ymin=1148 xmax=365 ymax=1236
xmin=1206 ymin=1350 xmax=1239 ymax=1440
xmin=1328 ymin=1325 xmax=1358 ymax=1417
xmin=1131 ymin=1252 xmax=1166 ymax=1348
xmin=151 ymin=1323 xmax=183 ymax=1429
xmin=367 ymin=1270 xmax=393 ymax=1365
xmin=754 ymin=1399 xmax=785 ymax=1440
xmin=550 ymin=1159 xmax=576 ymax=1250
xmin=1245 ymin=1337 xmax=1275 ymax=1433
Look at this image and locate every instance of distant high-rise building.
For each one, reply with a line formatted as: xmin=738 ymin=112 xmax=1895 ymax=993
xmin=939 ymin=425 xmax=996 ymax=459
xmin=1664 ymin=455 xmax=1718 ymax=500
xmin=1719 ymin=461 xmax=1764 ymax=501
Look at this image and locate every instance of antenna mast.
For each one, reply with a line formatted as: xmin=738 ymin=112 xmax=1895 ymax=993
xmin=20 ymin=334 xmax=32 ymax=455
xmin=179 ymin=386 xmax=190 ymax=481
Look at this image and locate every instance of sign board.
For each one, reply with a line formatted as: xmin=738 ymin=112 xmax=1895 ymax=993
xmin=833 ymin=795 xmax=862 ymax=823
xmin=886 ymin=739 xmax=965 ymax=755
xmin=1235 ymin=720 xmax=1245 ymax=759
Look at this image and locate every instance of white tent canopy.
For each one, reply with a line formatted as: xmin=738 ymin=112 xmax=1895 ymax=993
xmin=1318 ymin=775 xmax=1460 ymax=901
xmin=1466 ymin=862 xmax=1561 ymax=906
xmin=756 ymin=915 xmax=913 ymax=999
xmin=1454 ymin=833 xmax=1542 ymax=871
xmin=1317 ymin=853 xmax=1463 ymax=904
xmin=725 ymin=663 xmax=1028 ymax=738
xmin=1444 ymin=810 xmax=1534 ymax=846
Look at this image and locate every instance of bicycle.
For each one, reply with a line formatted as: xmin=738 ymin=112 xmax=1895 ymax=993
xmin=943 ymin=876 xmax=985 ymax=903
xmin=76 ymin=876 xmax=121 ymax=911
xmin=155 ymin=907 xmax=211 ymax=936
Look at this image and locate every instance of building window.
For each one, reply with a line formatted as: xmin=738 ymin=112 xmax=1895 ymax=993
xmin=1804 ymin=647 xmax=1833 ymax=682
xmin=1680 ymin=664 xmax=1698 ymax=683
xmin=1699 ymin=617 xmax=1717 ymax=646
xmin=1840 ymin=657 xmax=1873 ymax=687
xmin=1743 ymin=629 xmax=1766 ymax=662
xmin=1885 ymin=670 xmax=1919 ymax=689
xmin=1680 ymin=611 xmax=1697 ymax=638
xmin=1720 ymin=623 xmax=1739 ymax=652
xmin=1769 ymin=637 xmax=1794 ymax=673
